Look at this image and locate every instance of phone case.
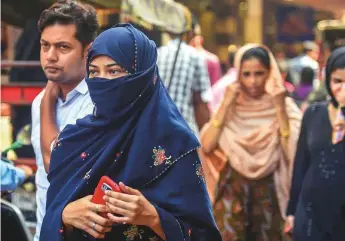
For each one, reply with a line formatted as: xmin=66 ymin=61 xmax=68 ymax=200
xmin=91 ymin=176 xmax=121 ymax=206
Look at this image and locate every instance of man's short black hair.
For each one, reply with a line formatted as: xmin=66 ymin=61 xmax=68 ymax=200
xmin=303 ymin=41 xmax=319 ymax=54
xmin=38 ymin=0 xmax=99 ymax=47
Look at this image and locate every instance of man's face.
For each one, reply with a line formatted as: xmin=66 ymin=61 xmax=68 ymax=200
xmin=40 ymin=24 xmax=87 ymax=84
xmin=307 ymin=47 xmax=320 ymax=61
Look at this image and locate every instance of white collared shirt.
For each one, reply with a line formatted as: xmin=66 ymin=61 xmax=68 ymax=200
xmin=31 ymin=79 xmax=93 ymax=241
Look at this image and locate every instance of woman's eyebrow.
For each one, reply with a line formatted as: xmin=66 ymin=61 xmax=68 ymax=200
xmin=332 ymin=75 xmax=344 ymax=81
xmin=88 ymin=63 xmax=121 ymax=68
xmin=105 ymin=63 xmax=121 ymax=67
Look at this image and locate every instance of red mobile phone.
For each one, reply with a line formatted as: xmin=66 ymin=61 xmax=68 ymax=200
xmin=91 ymin=176 xmax=121 ymax=216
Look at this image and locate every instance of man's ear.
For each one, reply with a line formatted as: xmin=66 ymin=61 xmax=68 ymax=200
xmin=83 ymin=42 xmax=93 ymax=56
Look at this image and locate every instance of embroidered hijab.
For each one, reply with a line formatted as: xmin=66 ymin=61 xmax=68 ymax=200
xmin=40 ymin=24 xmax=220 ymax=241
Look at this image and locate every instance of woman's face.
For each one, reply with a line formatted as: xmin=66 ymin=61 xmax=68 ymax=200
xmin=88 ymin=55 xmax=129 ymax=79
xmin=330 ymin=68 xmax=345 ymax=103
xmin=239 ymin=58 xmax=269 ymax=98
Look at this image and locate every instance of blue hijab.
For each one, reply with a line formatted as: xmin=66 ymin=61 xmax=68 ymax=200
xmin=40 ymin=24 xmax=221 ymax=241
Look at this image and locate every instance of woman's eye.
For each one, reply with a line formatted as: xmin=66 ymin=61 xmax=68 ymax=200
xmin=109 ymin=69 xmax=119 ymax=75
xmin=243 ymin=72 xmax=250 ymax=77
xmin=89 ymin=70 xmax=98 ymax=75
xmin=255 ymin=71 xmax=265 ymax=76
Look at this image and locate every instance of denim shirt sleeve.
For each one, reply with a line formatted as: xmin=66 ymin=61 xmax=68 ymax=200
xmin=1 ymin=161 xmax=26 ymax=191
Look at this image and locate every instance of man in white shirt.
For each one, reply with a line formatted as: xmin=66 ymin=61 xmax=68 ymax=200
xmin=31 ymin=1 xmax=98 ymax=240
xmin=289 ymin=41 xmax=320 ymax=86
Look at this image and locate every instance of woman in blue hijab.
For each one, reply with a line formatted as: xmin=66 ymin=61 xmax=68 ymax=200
xmin=39 ymin=24 xmax=221 ymax=241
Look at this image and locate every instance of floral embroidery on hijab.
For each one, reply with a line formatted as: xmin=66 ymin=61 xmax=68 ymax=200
xmin=123 ymin=225 xmax=144 ymax=241
xmin=194 ymin=162 xmax=205 ymax=183
xmin=152 ymin=146 xmax=172 ymax=166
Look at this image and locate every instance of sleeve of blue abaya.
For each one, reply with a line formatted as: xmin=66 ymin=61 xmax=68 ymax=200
xmin=146 ymin=150 xmax=222 ymax=241
xmin=286 ymin=108 xmax=311 ymax=216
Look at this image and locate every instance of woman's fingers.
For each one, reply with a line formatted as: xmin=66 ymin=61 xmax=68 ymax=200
xmin=106 ymin=202 xmax=131 ymax=217
xmin=85 ymin=227 xmax=105 ymax=239
xmin=104 ymin=196 xmax=135 ymax=211
xmin=83 ymin=212 xmax=113 ymax=238
xmin=87 ymin=202 xmax=108 ymax=213
xmin=76 ymin=221 xmax=105 ymax=239
xmin=105 ymin=191 xmax=138 ymax=203
xmin=107 ymin=213 xmax=130 ymax=224
xmin=88 ymin=220 xmax=112 ymax=233
xmin=84 ymin=195 xmax=93 ymax=201
xmin=62 ymin=196 xmax=112 ymax=239
xmin=119 ymin=182 xmax=142 ymax=196
xmin=86 ymin=211 xmax=112 ymax=227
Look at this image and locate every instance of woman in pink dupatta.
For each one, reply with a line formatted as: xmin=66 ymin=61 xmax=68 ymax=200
xmin=200 ymin=44 xmax=302 ymax=241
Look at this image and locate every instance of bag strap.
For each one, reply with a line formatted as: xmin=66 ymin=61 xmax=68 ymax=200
xmin=166 ymin=39 xmax=182 ymax=92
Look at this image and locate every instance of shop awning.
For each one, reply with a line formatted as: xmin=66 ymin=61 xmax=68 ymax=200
xmin=1 ymin=0 xmax=121 ymax=27
xmin=121 ymin=0 xmax=191 ymax=34
xmin=2 ymin=0 xmax=190 ymax=33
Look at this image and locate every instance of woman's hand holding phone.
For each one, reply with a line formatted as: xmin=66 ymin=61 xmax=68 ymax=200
xmin=62 ymin=195 xmax=112 ymax=239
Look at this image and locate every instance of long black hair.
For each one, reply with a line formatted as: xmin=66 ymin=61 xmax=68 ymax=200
xmin=325 ymin=46 xmax=345 ymax=107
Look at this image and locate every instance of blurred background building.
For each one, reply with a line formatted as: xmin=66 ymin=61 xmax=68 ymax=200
xmin=2 ymin=0 xmax=345 ymax=73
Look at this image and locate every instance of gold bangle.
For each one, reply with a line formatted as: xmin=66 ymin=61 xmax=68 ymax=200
xmin=211 ymin=119 xmax=222 ymax=128
xmin=280 ymin=129 xmax=290 ymax=138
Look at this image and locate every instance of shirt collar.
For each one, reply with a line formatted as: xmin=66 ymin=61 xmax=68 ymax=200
xmin=168 ymin=38 xmax=186 ymax=46
xmin=58 ymin=79 xmax=89 ymax=106
xmin=74 ymin=79 xmax=88 ymax=95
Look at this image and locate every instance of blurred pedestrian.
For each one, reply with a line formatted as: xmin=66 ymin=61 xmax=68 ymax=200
xmin=1 ymin=160 xmax=33 ymax=192
xmin=277 ymin=58 xmax=295 ymax=95
xmin=207 ymin=45 xmax=238 ymax=111
xmin=288 ymin=41 xmax=320 ymax=86
xmin=201 ymin=44 xmax=302 ymax=241
xmin=190 ymin=23 xmax=222 ymax=86
xmin=157 ymin=16 xmax=211 ymax=137
xmin=293 ymin=66 xmax=314 ymax=105
xmin=286 ymin=46 xmax=345 ymax=241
